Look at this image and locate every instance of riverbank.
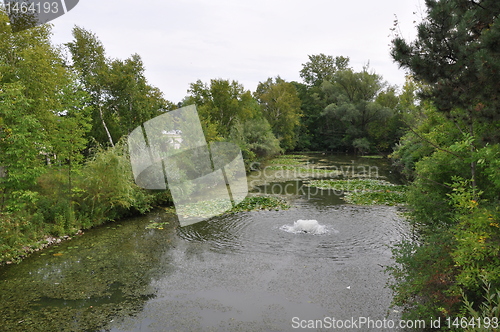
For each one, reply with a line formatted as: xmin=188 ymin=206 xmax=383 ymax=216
xmin=0 ymin=152 xmax=404 ymax=265
xmin=0 ymin=194 xmax=291 ymax=265
xmin=0 ymin=153 xmax=409 ymax=332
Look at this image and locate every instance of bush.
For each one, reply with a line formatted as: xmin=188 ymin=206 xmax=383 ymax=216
xmin=75 ymin=139 xmax=155 ymax=224
xmin=230 ymin=118 xmax=282 ymax=162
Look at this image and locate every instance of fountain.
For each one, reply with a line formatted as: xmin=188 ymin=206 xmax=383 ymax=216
xmin=280 ymin=219 xmax=328 ymax=235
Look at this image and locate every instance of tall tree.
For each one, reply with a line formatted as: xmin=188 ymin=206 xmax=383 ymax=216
xmin=66 ymin=26 xmax=114 ymax=146
xmin=67 ymin=27 xmax=168 ymax=147
xmin=254 ymin=77 xmax=302 ymax=151
xmin=0 ymin=83 xmax=45 ymax=211
xmin=187 ymin=79 xmax=258 ymax=137
xmin=321 ymin=66 xmax=394 ymax=151
xmin=391 ymin=0 xmax=500 ymax=193
xmin=300 ymin=54 xmax=349 ymax=87
xmin=391 ymin=0 xmax=500 ymax=137
xmin=0 ymin=12 xmax=91 ymax=210
xmin=106 ymin=54 xmax=167 ymax=137
xmin=0 ymin=11 xmax=72 ymax=130
xmin=296 ymin=54 xmax=350 ymax=150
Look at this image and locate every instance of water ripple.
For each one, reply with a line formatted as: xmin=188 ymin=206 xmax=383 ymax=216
xmin=176 ymin=205 xmax=407 ymax=261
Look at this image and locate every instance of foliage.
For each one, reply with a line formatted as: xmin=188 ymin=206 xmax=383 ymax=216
xmin=254 ymin=77 xmax=302 ymax=151
xmin=296 ymin=56 xmax=402 ymax=153
xmin=187 ymin=78 xmax=282 ymax=163
xmin=462 ymin=278 xmax=500 ymax=332
xmin=170 ymin=195 xmax=290 ymax=221
xmin=76 ymin=140 xmax=156 ymax=223
xmin=388 ymin=0 xmax=500 ymax=322
xmin=321 ymin=65 xmax=396 ymax=152
xmin=387 ymin=233 xmax=461 ymax=323
xmin=187 ymin=79 xmax=256 ymax=137
xmin=391 ymin=0 xmax=500 ymax=141
xmin=231 ymin=195 xmax=290 ymax=212
xmin=0 ymin=83 xmax=45 ymax=211
xmin=305 ymin=179 xmax=407 ymax=206
xmin=299 ymin=53 xmax=349 ymax=87
xmin=229 ymin=117 xmax=282 ymax=162
xmin=67 ymin=27 xmax=169 ymax=148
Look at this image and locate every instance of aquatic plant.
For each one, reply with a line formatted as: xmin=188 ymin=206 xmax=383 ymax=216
xmin=305 ymin=179 xmax=407 ymax=206
xmin=170 ymin=195 xmax=290 ymax=221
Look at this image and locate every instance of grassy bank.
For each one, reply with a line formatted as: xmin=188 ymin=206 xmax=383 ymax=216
xmin=0 ymin=142 xmax=171 ymax=265
xmin=0 ymin=147 xmax=294 ymax=265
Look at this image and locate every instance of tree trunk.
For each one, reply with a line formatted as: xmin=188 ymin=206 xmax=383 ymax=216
xmin=99 ymin=104 xmax=114 ymax=147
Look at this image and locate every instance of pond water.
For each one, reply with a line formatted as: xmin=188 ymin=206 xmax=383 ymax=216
xmin=0 ymin=154 xmax=410 ymax=331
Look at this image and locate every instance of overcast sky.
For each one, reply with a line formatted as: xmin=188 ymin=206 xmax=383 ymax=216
xmin=50 ymin=0 xmax=424 ymax=103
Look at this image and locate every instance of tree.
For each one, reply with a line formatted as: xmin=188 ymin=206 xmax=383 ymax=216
xmin=0 ymin=11 xmax=74 ymax=130
xmin=0 ymin=83 xmax=45 ymax=211
xmin=67 ymin=26 xmax=114 ymax=147
xmin=187 ymin=79 xmax=258 ymax=137
xmin=105 ymin=54 xmax=168 ymax=137
xmin=388 ymin=0 xmax=500 ymax=321
xmin=50 ymin=80 xmax=91 ymax=202
xmin=321 ymin=66 xmax=394 ymax=151
xmin=0 ymin=13 xmax=91 ymax=211
xmin=186 ymin=78 xmax=282 ymax=162
xmin=254 ymin=77 xmax=302 ymax=151
xmin=229 ymin=117 xmax=281 ymax=160
xmin=300 ymin=54 xmax=349 ymax=87
xmin=67 ymin=27 xmax=169 ymax=147
xmin=392 ymin=0 xmax=500 ymax=128
xmin=391 ymin=0 xmax=500 ymax=195
xmin=296 ymin=54 xmax=350 ymax=150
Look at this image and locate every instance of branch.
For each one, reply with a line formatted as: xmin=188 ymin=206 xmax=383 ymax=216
xmin=402 ymin=119 xmax=464 ymax=160
xmin=469 ymin=0 xmax=487 ymax=11
xmin=419 ymin=174 xmax=454 ymax=190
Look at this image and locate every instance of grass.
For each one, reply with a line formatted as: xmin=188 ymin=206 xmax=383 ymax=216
xmin=305 ymin=179 xmax=407 ymax=206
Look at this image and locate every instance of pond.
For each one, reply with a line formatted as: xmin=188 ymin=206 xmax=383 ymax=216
xmin=0 ymin=153 xmax=410 ymax=331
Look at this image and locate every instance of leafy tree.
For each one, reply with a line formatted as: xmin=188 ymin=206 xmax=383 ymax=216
xmin=321 ymin=66 xmax=395 ymax=151
xmin=0 ymin=12 xmax=74 ymax=130
xmin=66 ymin=26 xmax=114 ymax=147
xmin=229 ymin=117 xmax=281 ymax=161
xmin=186 ymin=78 xmax=282 ymax=162
xmin=295 ymin=55 xmax=351 ymax=150
xmin=389 ymin=0 xmax=500 ymax=321
xmin=105 ymin=54 xmax=168 ymax=138
xmin=254 ymin=77 xmax=302 ymax=151
xmin=187 ymin=79 xmax=259 ymax=137
xmin=67 ymin=27 xmax=169 ymax=147
xmin=0 ymin=13 xmax=91 ymax=212
xmin=299 ymin=54 xmax=349 ymax=87
xmin=392 ymin=0 xmax=500 ymax=128
xmin=50 ymin=80 xmax=91 ymax=201
xmin=392 ymin=0 xmax=500 ymax=194
xmin=0 ymin=83 xmax=45 ymax=211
